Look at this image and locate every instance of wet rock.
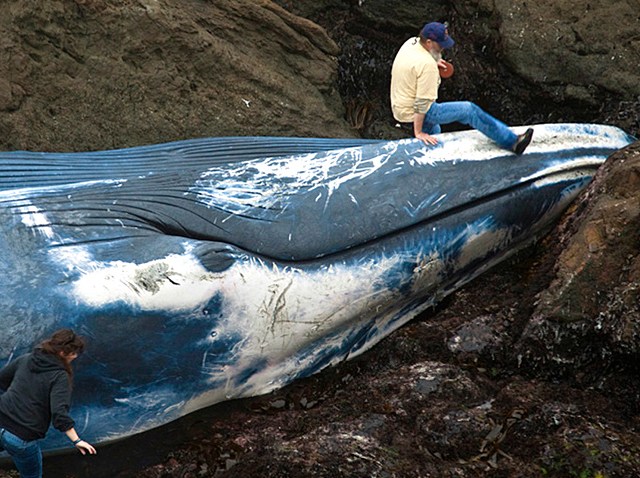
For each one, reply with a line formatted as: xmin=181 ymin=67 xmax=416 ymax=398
xmin=300 ymin=397 xmax=319 ymax=409
xmin=448 ymin=315 xmax=504 ymax=354
xmin=269 ymin=399 xmax=287 ymax=410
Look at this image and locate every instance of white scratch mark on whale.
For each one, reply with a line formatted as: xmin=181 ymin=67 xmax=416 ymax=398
xmin=17 ymin=203 xmax=55 ymax=239
xmin=0 ymin=179 xmax=127 ymax=200
xmin=191 ymin=147 xmax=395 ymax=214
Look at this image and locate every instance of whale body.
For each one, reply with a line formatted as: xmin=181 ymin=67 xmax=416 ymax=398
xmin=0 ymin=123 xmax=634 ymax=451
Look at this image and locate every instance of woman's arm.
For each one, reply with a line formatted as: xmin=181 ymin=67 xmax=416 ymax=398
xmin=65 ymin=427 xmax=97 ymax=455
xmin=50 ymin=373 xmax=97 ymax=455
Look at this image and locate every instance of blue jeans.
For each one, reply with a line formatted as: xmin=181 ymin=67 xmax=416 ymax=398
xmin=0 ymin=428 xmax=43 ymax=478
xmin=423 ymin=101 xmax=517 ymax=150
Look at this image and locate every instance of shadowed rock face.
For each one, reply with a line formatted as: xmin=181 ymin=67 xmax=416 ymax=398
xmin=275 ymin=0 xmax=640 ymax=139
xmin=352 ymin=0 xmax=640 ymax=100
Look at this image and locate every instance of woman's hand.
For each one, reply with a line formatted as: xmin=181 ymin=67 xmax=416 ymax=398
xmin=75 ymin=439 xmax=97 ymax=455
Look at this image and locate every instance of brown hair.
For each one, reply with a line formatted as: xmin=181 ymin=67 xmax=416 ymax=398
xmin=39 ymin=329 xmax=86 ymax=378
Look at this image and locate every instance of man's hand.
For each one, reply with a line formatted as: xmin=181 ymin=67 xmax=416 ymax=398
xmin=437 ymin=59 xmax=454 ymax=78
xmin=415 ymin=131 xmax=438 ymax=145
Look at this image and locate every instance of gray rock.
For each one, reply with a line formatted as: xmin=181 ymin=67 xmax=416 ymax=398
xmin=492 ymin=0 xmax=640 ymax=99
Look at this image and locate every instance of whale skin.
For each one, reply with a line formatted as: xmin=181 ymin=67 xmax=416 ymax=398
xmin=0 ymin=123 xmax=634 ymax=450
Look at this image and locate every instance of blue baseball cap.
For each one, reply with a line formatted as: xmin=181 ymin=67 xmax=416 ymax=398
xmin=420 ymin=22 xmax=455 ymax=49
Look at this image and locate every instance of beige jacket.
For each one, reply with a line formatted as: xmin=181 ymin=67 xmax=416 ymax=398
xmin=390 ymin=37 xmax=440 ymax=122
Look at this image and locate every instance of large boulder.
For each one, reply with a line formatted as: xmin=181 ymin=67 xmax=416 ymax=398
xmin=0 ymin=0 xmax=355 ymax=152
xmin=518 ymin=141 xmax=640 ymax=374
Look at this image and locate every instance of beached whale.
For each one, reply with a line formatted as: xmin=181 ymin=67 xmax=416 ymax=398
xmin=0 ymin=123 xmax=634 ymax=451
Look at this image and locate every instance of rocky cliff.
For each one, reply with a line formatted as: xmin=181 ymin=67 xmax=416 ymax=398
xmin=0 ymin=0 xmax=356 ymax=153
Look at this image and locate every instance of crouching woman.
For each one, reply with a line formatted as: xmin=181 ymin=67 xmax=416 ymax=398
xmin=0 ymin=329 xmax=96 ymax=478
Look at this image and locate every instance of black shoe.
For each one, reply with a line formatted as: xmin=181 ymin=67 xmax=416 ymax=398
xmin=512 ymin=128 xmax=534 ymax=155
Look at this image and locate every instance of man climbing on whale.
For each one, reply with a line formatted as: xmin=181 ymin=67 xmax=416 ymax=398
xmin=390 ymin=21 xmax=534 ymax=154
